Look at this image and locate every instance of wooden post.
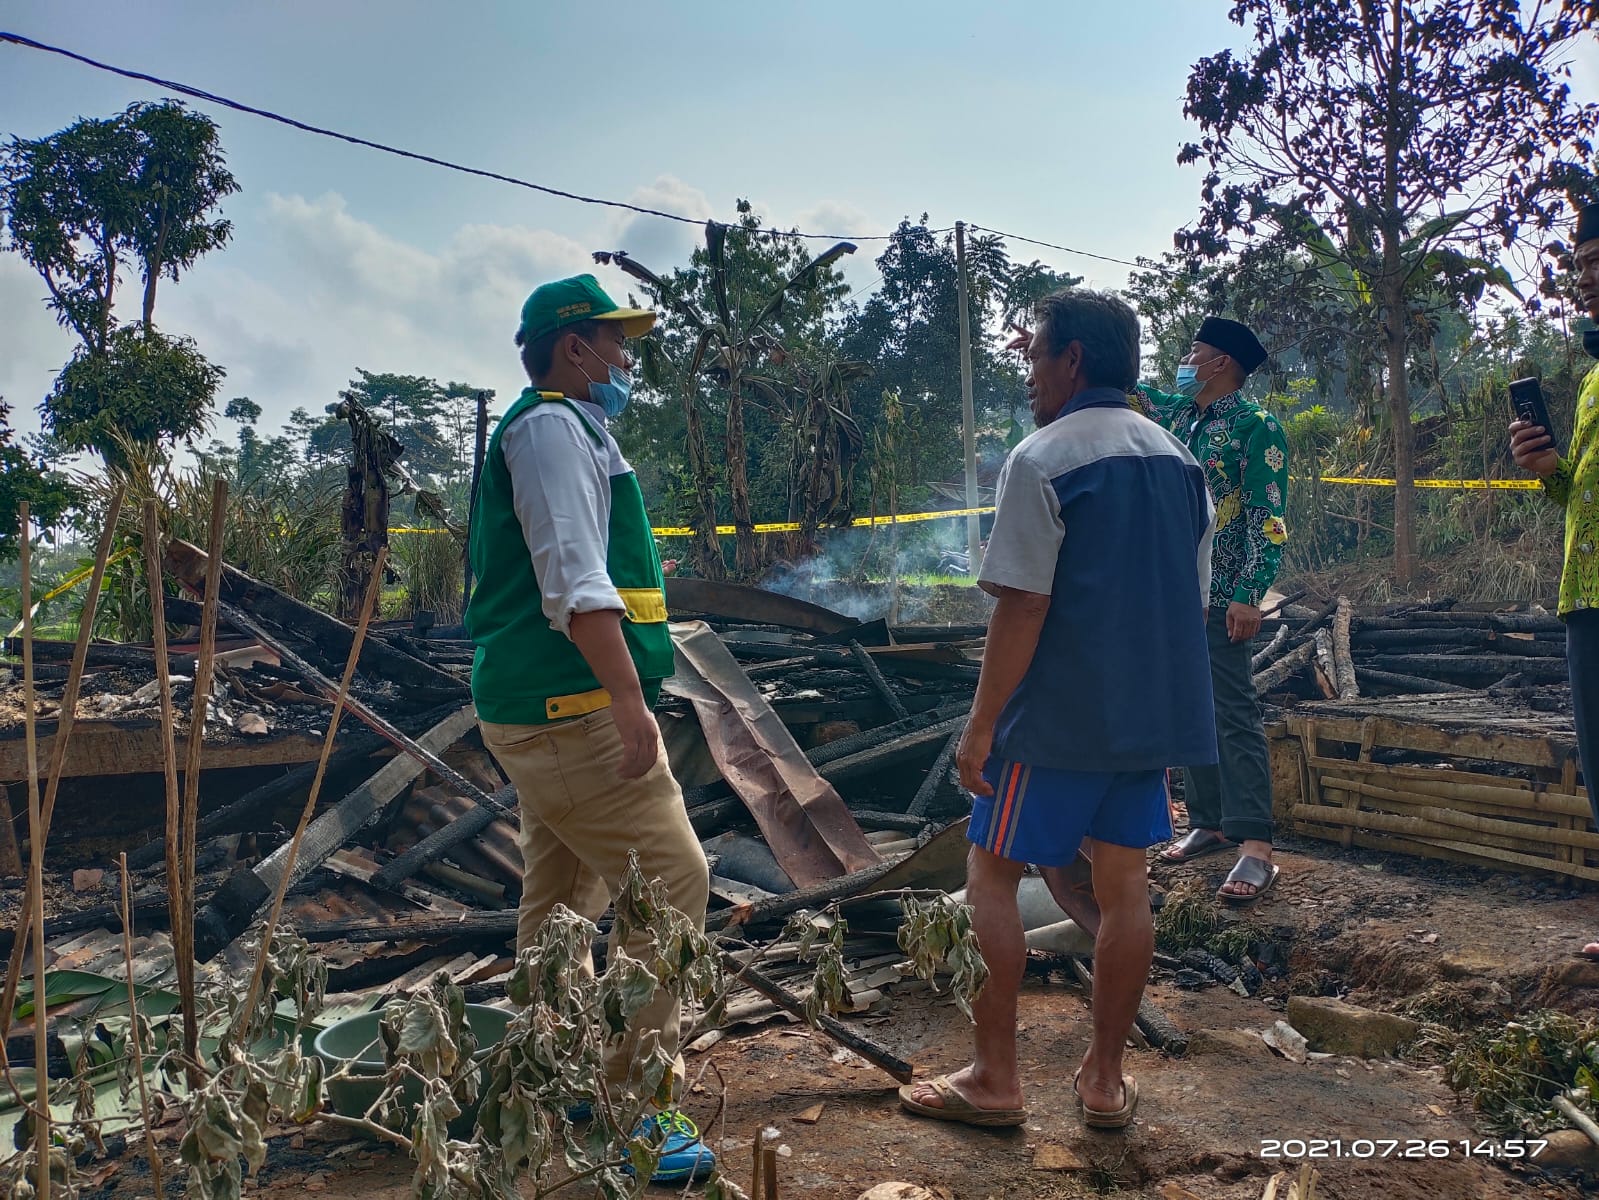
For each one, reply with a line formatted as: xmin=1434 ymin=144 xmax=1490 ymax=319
xmin=176 ymin=478 xmax=226 ymax=1080
xmin=955 ymin=221 xmax=980 ymax=568
xmin=142 ymin=499 xmax=185 ymax=1078
xmin=18 ymin=502 xmax=50 ymax=1199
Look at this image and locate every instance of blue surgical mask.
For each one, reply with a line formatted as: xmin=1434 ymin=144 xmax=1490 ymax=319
xmin=1174 ymin=354 xmax=1221 ymax=399
xmin=578 ymin=342 xmax=633 ymax=418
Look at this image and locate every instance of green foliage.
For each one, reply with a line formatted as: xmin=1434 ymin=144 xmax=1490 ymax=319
xmin=1 ymin=98 xmax=237 ymax=350
xmin=0 ymin=395 xmax=79 ymax=563
xmin=1153 ymin=877 xmax=1262 ymax=963
xmin=1445 ymin=1011 xmax=1599 ymax=1135
xmin=46 ymin=324 xmax=223 ymax=461
xmin=393 ymin=527 xmax=465 ymax=623
xmin=72 ymin=440 xmax=341 ymax=641
xmin=898 ymin=892 xmax=988 ymax=1021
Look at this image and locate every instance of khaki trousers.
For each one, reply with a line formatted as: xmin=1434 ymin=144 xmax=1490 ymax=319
xmin=479 ymin=708 xmax=710 ymax=1099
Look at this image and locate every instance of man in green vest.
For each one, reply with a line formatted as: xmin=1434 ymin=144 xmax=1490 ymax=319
xmin=466 ymin=274 xmax=713 ymax=1182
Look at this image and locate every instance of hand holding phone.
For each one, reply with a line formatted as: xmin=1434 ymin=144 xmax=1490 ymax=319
xmin=1508 ymin=377 xmax=1561 ymax=478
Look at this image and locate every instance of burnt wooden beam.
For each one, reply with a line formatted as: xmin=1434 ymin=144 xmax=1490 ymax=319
xmin=163 ymin=539 xmax=467 ymax=699
xmin=193 ymin=705 xmax=478 ymax=961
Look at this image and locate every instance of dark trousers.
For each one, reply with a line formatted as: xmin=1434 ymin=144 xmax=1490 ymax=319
xmin=1568 ymin=610 xmax=1599 ymax=831
xmin=1183 ymin=609 xmax=1274 ymax=844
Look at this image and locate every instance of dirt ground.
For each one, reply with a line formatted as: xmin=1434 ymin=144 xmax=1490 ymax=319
xmin=77 ymin=830 xmax=1599 ymax=1200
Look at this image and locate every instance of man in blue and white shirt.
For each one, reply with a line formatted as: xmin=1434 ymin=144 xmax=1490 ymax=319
xmin=901 ymin=291 xmax=1216 ymax=1132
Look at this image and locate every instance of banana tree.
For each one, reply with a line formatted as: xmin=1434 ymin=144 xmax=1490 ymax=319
xmin=596 ymin=223 xmax=855 ymax=580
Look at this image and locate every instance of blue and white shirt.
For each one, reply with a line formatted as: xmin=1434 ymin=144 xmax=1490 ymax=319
xmin=977 ymin=387 xmax=1219 ymax=773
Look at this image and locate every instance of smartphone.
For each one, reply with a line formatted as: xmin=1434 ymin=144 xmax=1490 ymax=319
xmin=1510 ymin=378 xmax=1557 ymax=452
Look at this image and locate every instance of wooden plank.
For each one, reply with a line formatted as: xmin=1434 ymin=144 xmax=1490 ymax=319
xmin=0 ymin=720 xmax=327 ymax=780
xmin=1284 ymin=711 xmax=1573 ymax=771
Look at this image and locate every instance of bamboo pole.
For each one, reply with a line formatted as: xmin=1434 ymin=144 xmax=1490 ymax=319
xmin=1314 ymin=790 xmax=1560 ymax=856
xmin=18 ymin=505 xmax=51 ymax=1199
xmin=119 ymin=853 xmax=163 ymax=1197
xmin=141 ymin=499 xmax=185 ymax=1085
xmin=1305 ymin=759 xmax=1592 ymax=818
xmin=230 ymin=546 xmax=386 ymax=1045
xmin=176 ymin=478 xmax=227 ymax=1077
xmin=0 ymin=489 xmax=125 ymax=1044
xmin=1292 ymin=802 xmax=1599 ymax=882
xmin=1314 ymin=779 xmax=1599 ymax=855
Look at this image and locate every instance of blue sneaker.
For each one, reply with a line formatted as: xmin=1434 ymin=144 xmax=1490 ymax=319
xmin=627 ymin=1110 xmax=716 ymax=1184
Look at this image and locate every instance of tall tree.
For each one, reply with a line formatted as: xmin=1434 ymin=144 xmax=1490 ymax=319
xmin=1178 ymin=0 xmax=1597 ymax=585
xmin=598 ymin=208 xmax=856 ymax=579
xmin=1 ymin=99 xmax=238 ymax=463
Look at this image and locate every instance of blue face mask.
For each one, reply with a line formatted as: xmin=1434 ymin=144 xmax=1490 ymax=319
xmin=578 ymin=342 xmax=633 ymax=418
xmin=1174 ymin=354 xmax=1221 ymax=398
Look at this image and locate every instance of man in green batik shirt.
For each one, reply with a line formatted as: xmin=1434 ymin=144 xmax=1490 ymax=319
xmin=1135 ymin=317 xmax=1289 ymax=904
xmin=1510 ymin=201 xmax=1599 ymax=961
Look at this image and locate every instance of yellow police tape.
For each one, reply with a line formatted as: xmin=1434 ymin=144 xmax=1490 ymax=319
xmin=1315 ymin=476 xmax=1542 ymax=490
xmin=391 ymin=476 xmax=1543 ymax=539
xmin=5 ymin=545 xmax=138 ymax=639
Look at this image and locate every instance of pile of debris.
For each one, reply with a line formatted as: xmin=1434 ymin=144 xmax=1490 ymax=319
xmin=1247 ymin=595 xmax=1570 ymax=707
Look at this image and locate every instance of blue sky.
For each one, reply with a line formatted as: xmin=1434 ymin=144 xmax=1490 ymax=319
xmin=2 ymin=1 xmax=1594 ymax=447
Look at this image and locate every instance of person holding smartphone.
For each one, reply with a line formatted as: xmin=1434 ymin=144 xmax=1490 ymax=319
xmin=1510 ymin=201 xmax=1599 ymax=960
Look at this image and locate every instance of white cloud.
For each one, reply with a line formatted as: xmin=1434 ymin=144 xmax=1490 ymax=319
xmin=606 ymin=175 xmax=715 ymax=273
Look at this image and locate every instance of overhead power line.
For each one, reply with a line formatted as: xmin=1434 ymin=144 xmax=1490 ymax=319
xmin=967 ymin=224 xmax=1174 ymax=275
xmin=1 ymin=29 xmax=1163 ymax=271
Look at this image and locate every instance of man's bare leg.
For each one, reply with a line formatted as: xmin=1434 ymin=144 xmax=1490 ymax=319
xmin=908 ymin=845 xmax=1027 ymax=1112
xmin=1076 ymin=840 xmax=1154 ymax=1114
xmin=1040 ymin=841 xmax=1100 ymax=938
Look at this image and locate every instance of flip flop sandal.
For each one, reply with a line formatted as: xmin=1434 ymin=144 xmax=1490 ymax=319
xmin=1073 ymin=1070 xmax=1139 ymax=1131
xmin=898 ymin=1075 xmax=1027 ymax=1128
xmin=1158 ymin=829 xmax=1233 ymax=864
xmin=1218 ymin=855 xmax=1280 ymax=905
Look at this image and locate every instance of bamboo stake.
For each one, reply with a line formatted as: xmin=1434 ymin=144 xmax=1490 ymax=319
xmin=230 ymin=547 xmax=386 ymax=1045
xmin=141 ymin=499 xmax=185 ymax=1084
xmin=119 ymin=853 xmax=163 ymax=1197
xmin=0 ymin=488 xmax=125 ymax=1043
xmin=176 ymin=478 xmax=226 ymax=1077
xmin=19 ymin=503 xmax=51 ymax=1200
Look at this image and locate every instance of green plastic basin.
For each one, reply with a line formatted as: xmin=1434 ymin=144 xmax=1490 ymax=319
xmin=313 ymin=1003 xmax=512 ymax=1137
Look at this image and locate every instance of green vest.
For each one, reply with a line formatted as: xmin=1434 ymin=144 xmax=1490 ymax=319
xmin=465 ymin=389 xmax=674 ymax=724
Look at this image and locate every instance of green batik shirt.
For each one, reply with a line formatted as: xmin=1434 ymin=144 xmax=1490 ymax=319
xmin=1134 ymin=386 xmax=1290 ymax=608
xmin=1542 ymin=361 xmax=1599 ymax=616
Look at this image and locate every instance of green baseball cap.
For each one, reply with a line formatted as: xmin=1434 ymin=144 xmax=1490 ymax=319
xmin=515 ymin=274 xmax=656 ymax=345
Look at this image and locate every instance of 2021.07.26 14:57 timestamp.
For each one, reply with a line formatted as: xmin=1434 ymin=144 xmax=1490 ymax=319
xmin=1261 ymin=1139 xmax=1547 ymax=1160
